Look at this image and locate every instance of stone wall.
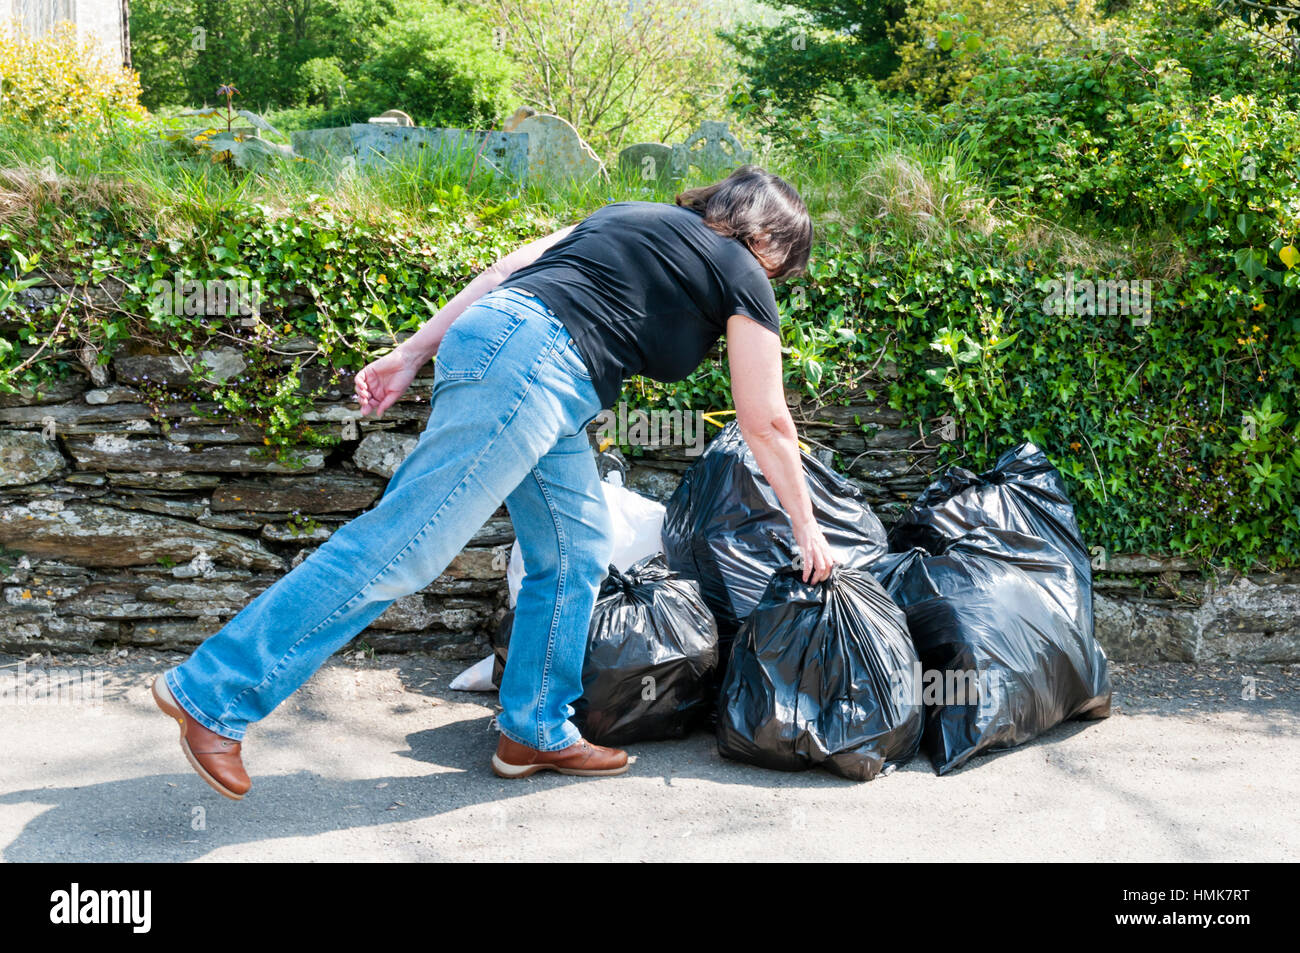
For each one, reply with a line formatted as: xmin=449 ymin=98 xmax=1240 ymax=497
xmin=3 ymin=325 xmax=1298 ymax=664
xmin=0 ymin=334 xmax=512 ymax=658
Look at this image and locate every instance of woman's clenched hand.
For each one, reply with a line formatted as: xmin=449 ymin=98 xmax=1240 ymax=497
xmin=354 ymin=345 xmax=424 ymax=419
xmin=792 ymin=518 xmax=836 ymax=585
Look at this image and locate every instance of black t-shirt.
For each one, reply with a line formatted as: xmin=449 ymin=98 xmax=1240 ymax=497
xmin=501 ymin=201 xmax=781 ymax=408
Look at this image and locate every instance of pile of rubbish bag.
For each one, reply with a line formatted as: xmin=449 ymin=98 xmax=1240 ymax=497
xmin=451 ymin=426 xmax=1110 ymax=780
xmin=491 ymin=554 xmax=719 ymax=746
xmin=873 ymin=443 xmax=1112 ymax=774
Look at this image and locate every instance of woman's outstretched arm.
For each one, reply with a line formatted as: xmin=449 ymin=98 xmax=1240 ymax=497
xmin=726 ymin=313 xmax=836 ymax=584
xmin=355 ymin=225 xmax=574 ymax=418
xmin=395 ymin=224 xmax=575 ymax=366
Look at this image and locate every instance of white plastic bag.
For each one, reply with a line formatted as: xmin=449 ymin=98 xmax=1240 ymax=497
xmin=452 ymin=479 xmax=666 ymax=692
xmin=448 ymin=653 xmax=497 ymax=692
xmin=506 ymin=479 xmax=665 ymax=608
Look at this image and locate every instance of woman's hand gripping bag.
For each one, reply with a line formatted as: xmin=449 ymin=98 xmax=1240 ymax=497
xmin=661 ymin=421 xmax=888 ymax=638
xmin=716 ymin=564 xmax=924 ymax=782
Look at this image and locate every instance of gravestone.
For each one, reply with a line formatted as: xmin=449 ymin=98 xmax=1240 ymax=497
xmin=617 ymin=142 xmax=678 ymax=185
xmin=290 ymin=126 xmax=353 ymax=162
xmin=672 ymin=120 xmax=751 ymax=177
xmin=347 ymin=125 xmax=527 ymax=179
xmin=512 ymin=113 xmax=605 ymax=185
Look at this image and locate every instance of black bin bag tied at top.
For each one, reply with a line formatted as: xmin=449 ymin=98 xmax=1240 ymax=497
xmin=491 ymin=554 xmax=719 ymax=747
xmin=873 ymin=442 xmax=1112 ymax=775
xmin=716 ymin=562 xmax=925 ymax=782
xmin=661 ymin=421 xmax=888 ymax=639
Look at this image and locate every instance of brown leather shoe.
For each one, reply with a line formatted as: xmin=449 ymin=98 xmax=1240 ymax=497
xmin=152 ymin=675 xmax=251 ymax=800
xmin=492 ymin=733 xmax=630 ymax=779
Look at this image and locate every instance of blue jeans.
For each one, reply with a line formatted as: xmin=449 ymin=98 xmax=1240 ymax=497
xmin=166 ymin=287 xmax=613 ymax=752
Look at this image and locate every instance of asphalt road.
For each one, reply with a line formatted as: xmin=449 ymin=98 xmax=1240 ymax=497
xmin=2 ymin=651 xmax=1296 ymax=862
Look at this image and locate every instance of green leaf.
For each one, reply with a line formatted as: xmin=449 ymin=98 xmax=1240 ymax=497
xmin=1234 ymin=248 xmax=1267 ymax=281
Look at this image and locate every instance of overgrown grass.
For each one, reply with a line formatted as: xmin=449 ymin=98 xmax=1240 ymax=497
xmin=0 ymin=116 xmax=718 ymax=243
xmin=0 ymin=107 xmax=1158 ymax=307
xmin=777 ymin=107 xmax=1153 ymax=276
xmin=0 ymin=109 xmax=1030 ymax=258
xmin=793 ymin=119 xmax=1003 ymax=244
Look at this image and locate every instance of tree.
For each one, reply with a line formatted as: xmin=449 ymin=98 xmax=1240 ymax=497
xmin=489 ymin=0 xmax=739 ymax=157
xmin=885 ymin=0 xmax=1106 ymax=104
xmin=721 ymin=0 xmax=908 ymax=117
xmin=299 ymin=56 xmax=348 ymax=107
xmin=1219 ymin=0 xmax=1300 ymax=67
xmin=129 ymin=0 xmax=393 ymax=109
xmin=353 ymin=0 xmax=515 ymax=126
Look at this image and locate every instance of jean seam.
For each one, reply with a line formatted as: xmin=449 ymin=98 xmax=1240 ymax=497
xmin=497 ymin=720 xmax=578 ymax=753
xmin=527 ymin=464 xmax=572 ymax=749
xmin=495 ymin=286 xmax=553 ymax=316
xmin=215 ymin=323 xmax=560 ymax=729
xmin=551 ymin=336 xmax=592 ymax=382
xmin=487 ymin=290 xmax=556 ymax=331
xmin=166 ymin=670 xmax=245 ymax=740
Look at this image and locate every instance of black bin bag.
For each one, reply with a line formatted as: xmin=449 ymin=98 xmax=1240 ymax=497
xmin=716 ymin=564 xmax=924 ymax=782
xmin=491 ymin=554 xmax=719 ymax=746
xmin=874 ymin=442 xmax=1111 ymax=775
xmin=661 ymin=421 xmax=888 ymax=639
xmin=888 ymin=441 xmax=1098 ymax=637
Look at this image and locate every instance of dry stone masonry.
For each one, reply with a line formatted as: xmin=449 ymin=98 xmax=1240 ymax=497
xmin=2 ymin=293 xmax=1297 ymax=663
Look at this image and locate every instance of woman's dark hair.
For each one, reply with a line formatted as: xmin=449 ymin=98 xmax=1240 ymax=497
xmin=675 ymin=165 xmax=812 ymax=280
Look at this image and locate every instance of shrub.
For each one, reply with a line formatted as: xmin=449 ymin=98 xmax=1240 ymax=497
xmin=491 ymin=0 xmax=741 ymax=158
xmin=353 ymin=0 xmax=515 ymax=127
xmin=299 ymin=58 xmax=349 ymax=109
xmin=721 ymin=1 xmax=905 ymax=118
xmin=0 ymin=21 xmax=145 ymax=130
xmin=885 ymin=0 xmax=1107 ymax=105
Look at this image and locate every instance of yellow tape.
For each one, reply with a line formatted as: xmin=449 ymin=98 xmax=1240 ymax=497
xmin=701 ymin=409 xmax=811 ymax=453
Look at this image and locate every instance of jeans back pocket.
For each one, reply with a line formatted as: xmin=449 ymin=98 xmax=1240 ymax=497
xmin=436 ymin=305 xmax=527 ymax=381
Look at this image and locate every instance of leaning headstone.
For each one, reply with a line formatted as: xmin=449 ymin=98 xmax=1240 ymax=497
xmin=617 ymin=142 xmax=678 ymax=185
xmin=473 ymin=130 xmax=530 ymax=180
xmin=673 ymin=120 xmax=751 ymax=177
xmin=513 ymin=113 xmax=605 ymax=185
